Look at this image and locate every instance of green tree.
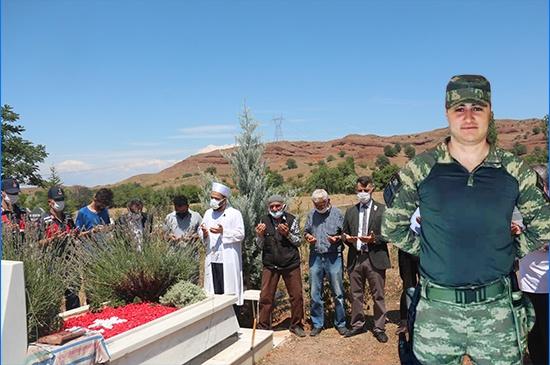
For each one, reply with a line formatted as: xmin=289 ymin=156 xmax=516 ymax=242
xmin=45 ymin=166 xmax=63 ymax=188
xmin=375 ymin=155 xmax=390 ymax=169
xmin=1 ymin=105 xmax=48 ymax=185
xmin=533 ymin=126 xmax=541 ymax=135
xmin=523 ymin=146 xmax=548 ymax=166
xmin=383 ymin=145 xmax=397 ymax=157
xmin=205 ymin=166 xmax=217 ymax=175
xmin=286 ymin=158 xmax=298 ymax=169
xmin=266 ymin=169 xmax=284 ymax=189
xmin=512 ymin=142 xmax=527 ymax=156
xmin=338 ymin=150 xmax=346 ymax=158
xmin=224 ymin=106 xmax=271 ymax=289
xmin=394 ymin=142 xmax=402 ymax=154
xmin=404 ymin=145 xmax=416 ymax=159
xmin=372 ymin=164 xmax=400 ymax=190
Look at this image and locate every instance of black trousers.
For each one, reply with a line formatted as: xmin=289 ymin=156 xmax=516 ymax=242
xmin=526 ymin=292 xmax=548 ymax=365
xmin=398 ymin=250 xmax=420 ymax=320
xmin=211 ymin=262 xmax=225 ymax=294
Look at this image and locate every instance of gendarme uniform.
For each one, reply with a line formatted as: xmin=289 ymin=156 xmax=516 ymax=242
xmin=382 ymin=75 xmax=550 ymax=365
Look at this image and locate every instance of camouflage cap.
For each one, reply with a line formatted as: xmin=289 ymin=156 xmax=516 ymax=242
xmin=445 ymin=75 xmax=491 ymax=109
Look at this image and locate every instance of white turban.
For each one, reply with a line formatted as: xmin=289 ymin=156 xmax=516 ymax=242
xmin=212 ymin=182 xmax=231 ymax=197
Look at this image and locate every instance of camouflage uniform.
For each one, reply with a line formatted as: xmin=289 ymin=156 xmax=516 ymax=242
xmin=382 ymin=75 xmax=550 ymax=365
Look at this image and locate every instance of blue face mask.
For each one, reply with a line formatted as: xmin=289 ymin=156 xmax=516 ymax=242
xmin=269 ymin=210 xmax=284 ymax=219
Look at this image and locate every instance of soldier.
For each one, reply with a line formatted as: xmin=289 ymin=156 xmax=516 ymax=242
xmin=382 ymin=75 xmax=550 ymax=365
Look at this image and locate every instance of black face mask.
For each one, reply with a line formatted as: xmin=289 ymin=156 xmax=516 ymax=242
xmin=176 ymin=212 xmax=189 ymax=219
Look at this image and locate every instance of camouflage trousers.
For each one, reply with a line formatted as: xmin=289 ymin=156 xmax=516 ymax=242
xmin=413 ymin=278 xmax=524 ymax=365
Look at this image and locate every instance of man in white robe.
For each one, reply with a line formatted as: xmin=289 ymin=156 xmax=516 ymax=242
xmin=199 ymin=182 xmax=245 ymax=305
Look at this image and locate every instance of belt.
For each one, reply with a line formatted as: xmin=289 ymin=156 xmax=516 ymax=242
xmin=424 ymin=278 xmax=507 ymax=305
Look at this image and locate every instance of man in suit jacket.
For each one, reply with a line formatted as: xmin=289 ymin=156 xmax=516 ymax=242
xmin=342 ymin=176 xmax=391 ymax=342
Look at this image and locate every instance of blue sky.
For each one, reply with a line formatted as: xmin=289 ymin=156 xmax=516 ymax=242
xmin=2 ymin=0 xmax=548 ymax=186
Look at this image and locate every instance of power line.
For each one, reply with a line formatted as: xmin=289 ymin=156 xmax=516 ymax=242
xmin=272 ymin=115 xmax=284 ymax=142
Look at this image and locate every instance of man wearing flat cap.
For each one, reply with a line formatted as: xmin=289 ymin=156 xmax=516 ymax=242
xmin=199 ymin=182 xmax=245 ymax=305
xmin=382 ymin=75 xmax=550 ymax=364
xmin=255 ymin=195 xmax=305 ymax=337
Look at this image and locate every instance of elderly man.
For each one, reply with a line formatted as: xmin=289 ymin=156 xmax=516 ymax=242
xmin=255 ymin=194 xmax=305 ymax=337
xmin=199 ymin=182 xmax=245 ymax=305
xmin=382 ymin=75 xmax=550 ymax=364
xmin=304 ymin=189 xmax=346 ymax=337
xmin=342 ymin=176 xmax=390 ymax=342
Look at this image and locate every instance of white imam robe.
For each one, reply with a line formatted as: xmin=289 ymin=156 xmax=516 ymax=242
xmin=199 ymin=206 xmax=245 ymax=305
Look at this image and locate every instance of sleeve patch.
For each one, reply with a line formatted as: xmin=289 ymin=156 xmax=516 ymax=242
xmin=384 ymin=173 xmax=402 ymax=208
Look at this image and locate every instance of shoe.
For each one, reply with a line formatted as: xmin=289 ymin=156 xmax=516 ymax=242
xmin=310 ymin=327 xmax=322 ymax=337
xmin=373 ymin=330 xmax=388 ymax=343
xmin=290 ymin=326 xmax=306 ymax=337
xmin=336 ymin=326 xmax=347 ymax=336
xmin=344 ymin=327 xmax=364 ymax=338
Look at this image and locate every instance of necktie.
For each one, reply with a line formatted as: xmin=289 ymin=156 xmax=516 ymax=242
xmin=361 ymin=205 xmax=368 ymax=251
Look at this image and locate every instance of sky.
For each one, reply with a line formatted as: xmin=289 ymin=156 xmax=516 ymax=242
xmin=2 ymin=0 xmax=548 ymax=186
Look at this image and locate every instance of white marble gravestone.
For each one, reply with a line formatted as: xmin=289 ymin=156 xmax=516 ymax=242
xmin=1 ymin=260 xmax=27 ymax=365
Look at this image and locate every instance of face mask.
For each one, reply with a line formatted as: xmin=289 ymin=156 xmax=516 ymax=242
xmin=315 ymin=205 xmax=330 ymax=214
xmin=357 ymin=192 xmax=371 ymax=204
xmin=176 ymin=211 xmax=188 ymax=219
xmin=5 ymin=194 xmax=18 ymax=204
xmin=52 ymin=201 xmax=65 ymax=212
xmin=210 ymin=198 xmax=224 ymax=210
xmin=269 ymin=210 xmax=284 ymax=219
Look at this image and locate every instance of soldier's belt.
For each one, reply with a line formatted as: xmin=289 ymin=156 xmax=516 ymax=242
xmin=424 ymin=279 xmax=507 ymax=305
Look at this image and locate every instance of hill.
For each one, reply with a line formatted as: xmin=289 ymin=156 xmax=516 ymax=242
xmin=118 ymin=118 xmax=546 ymax=188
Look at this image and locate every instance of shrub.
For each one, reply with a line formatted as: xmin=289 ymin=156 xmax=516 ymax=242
xmin=205 ymin=166 xmax=217 ymax=175
xmin=404 ymin=145 xmax=416 ymax=159
xmin=286 ymin=158 xmax=298 ymax=169
xmin=394 ymin=143 xmax=401 ymax=153
xmin=533 ymin=126 xmax=541 ymax=135
xmin=512 ymin=142 xmax=527 ymax=156
xmin=373 ymin=164 xmax=400 ymax=190
xmin=160 ymin=281 xmax=206 ymax=308
xmin=81 ymin=227 xmax=200 ymax=309
xmin=266 ymin=169 xmax=284 ymax=188
xmin=375 ymin=155 xmax=390 ymax=169
xmin=2 ymin=224 xmax=79 ymax=342
xmin=358 ymin=162 xmax=368 ymax=169
xmin=383 ymin=145 xmax=397 ymax=157
xmin=182 ymin=173 xmax=193 ymax=178
xmin=338 ymin=150 xmax=346 ymax=158
xmin=326 ymin=155 xmax=335 ymax=162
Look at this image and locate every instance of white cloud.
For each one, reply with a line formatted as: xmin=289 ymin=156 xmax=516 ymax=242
xmin=196 ymin=144 xmax=236 ymax=154
xmin=179 ymin=124 xmax=237 ymax=134
xmin=56 ymin=160 xmax=92 ymax=173
xmin=121 ymin=159 xmax=177 ymax=171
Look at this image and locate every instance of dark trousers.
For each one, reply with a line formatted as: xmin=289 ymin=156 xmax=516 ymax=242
xmin=259 ymin=266 xmax=304 ymax=329
xmin=349 ymin=253 xmax=387 ymax=331
xmin=526 ymin=292 xmax=549 ymax=365
xmin=65 ymin=289 xmax=81 ymax=310
xmin=211 ymin=263 xmax=224 ymax=294
xmin=398 ymin=250 xmax=420 ymax=320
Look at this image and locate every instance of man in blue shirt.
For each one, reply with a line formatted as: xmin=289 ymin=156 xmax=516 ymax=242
xmin=304 ymin=189 xmax=346 ymax=337
xmin=76 ymin=188 xmax=113 ymax=233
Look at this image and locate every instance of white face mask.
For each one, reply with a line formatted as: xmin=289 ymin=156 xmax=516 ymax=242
xmin=269 ymin=210 xmax=284 ymax=219
xmin=210 ymin=198 xmax=224 ymax=210
xmin=357 ymin=192 xmax=371 ymax=204
xmin=52 ymin=201 xmax=65 ymax=212
xmin=315 ymin=205 xmax=330 ymax=214
xmin=5 ymin=193 xmax=18 ymax=204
